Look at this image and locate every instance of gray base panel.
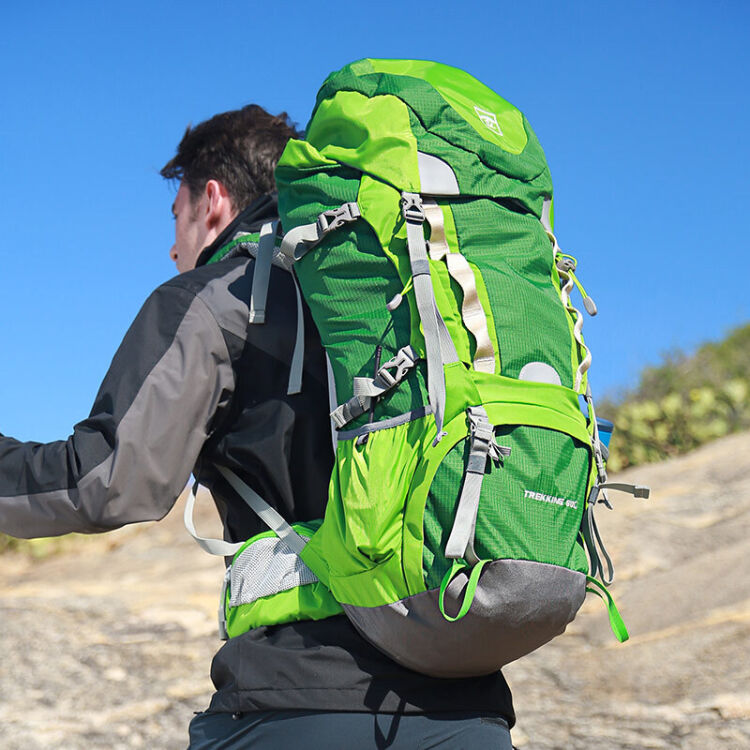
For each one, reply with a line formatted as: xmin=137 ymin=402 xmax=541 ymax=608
xmin=342 ymin=559 xmax=586 ymax=678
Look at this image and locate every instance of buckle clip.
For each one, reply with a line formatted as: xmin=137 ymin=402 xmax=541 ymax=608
xmin=317 ymin=202 xmax=361 ymax=235
xmin=377 ymin=346 xmax=417 ymax=386
xmin=401 ymin=193 xmax=425 ymax=223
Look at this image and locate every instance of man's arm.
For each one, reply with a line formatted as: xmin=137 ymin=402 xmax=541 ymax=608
xmin=0 ymin=282 xmax=234 ymax=538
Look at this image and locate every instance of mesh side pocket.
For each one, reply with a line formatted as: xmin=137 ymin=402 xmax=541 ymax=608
xmin=230 ymin=536 xmax=318 ymax=607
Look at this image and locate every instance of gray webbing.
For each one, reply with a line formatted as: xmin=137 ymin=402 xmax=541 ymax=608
xmin=330 ymin=345 xmax=419 ymax=429
xmin=184 ymin=482 xmax=245 ymax=556
xmin=325 ymin=352 xmax=339 ymax=454
xmin=434 ymin=299 xmax=460 ymax=367
xmin=423 ymin=200 xmax=495 ymax=373
xmin=445 ymin=406 xmax=510 ymax=563
xmin=287 ymin=273 xmax=305 ymax=395
xmin=402 ymin=192 xmax=448 ymax=436
xmin=581 ymin=485 xmax=615 ymax=585
xmin=279 ymin=202 xmax=361 ymax=262
xmin=248 ymin=221 xmax=278 ymax=324
xmin=216 ymin=466 xmax=307 ymax=556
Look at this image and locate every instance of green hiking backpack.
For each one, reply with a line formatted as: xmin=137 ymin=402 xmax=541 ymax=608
xmin=190 ymin=58 xmax=649 ymax=677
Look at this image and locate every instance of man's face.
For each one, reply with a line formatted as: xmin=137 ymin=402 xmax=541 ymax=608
xmin=170 ymin=182 xmax=209 ymax=273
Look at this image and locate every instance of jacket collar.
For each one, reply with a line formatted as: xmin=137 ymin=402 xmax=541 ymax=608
xmin=195 ymin=192 xmax=279 ymax=268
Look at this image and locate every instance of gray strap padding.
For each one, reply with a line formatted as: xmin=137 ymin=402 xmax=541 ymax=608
xmin=330 ymin=346 xmax=418 ymax=429
xmin=445 ymin=406 xmax=510 ymax=563
xmin=541 ymin=197 xmax=553 ymax=233
xmin=184 ymin=482 xmax=244 ymax=557
xmin=216 ymin=465 xmax=307 ymax=556
xmin=248 ymin=221 xmax=278 ymax=324
xmin=287 ymin=273 xmax=305 ymax=395
xmin=402 ymin=192 xmax=448 ymax=436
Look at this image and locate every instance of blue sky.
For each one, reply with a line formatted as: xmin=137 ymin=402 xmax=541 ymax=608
xmin=1 ymin=1 xmax=748 ymax=442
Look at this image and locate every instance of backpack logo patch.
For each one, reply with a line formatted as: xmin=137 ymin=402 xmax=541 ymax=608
xmin=474 ymin=106 xmax=504 ymax=136
xmin=524 ymin=489 xmax=578 ymax=510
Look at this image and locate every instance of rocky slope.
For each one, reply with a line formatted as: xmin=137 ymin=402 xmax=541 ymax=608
xmin=1 ymin=431 xmax=749 ymax=748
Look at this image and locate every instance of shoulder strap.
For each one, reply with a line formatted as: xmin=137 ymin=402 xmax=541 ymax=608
xmin=184 ymin=467 xmax=308 ymax=557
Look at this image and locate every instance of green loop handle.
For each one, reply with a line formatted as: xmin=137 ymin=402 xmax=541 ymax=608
xmin=439 ymin=558 xmax=489 ymax=622
xmin=586 ymin=575 xmax=629 ymax=643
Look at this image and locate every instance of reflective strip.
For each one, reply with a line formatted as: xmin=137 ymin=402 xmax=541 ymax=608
xmin=248 ymin=221 xmax=278 ymax=324
xmin=423 ymin=200 xmax=495 ymax=374
xmin=217 ymin=466 xmax=307 ymax=557
xmin=184 ymin=482 xmax=244 ymax=557
xmin=402 ymin=192 xmax=447 ymax=436
xmin=287 ymin=273 xmax=305 ymax=395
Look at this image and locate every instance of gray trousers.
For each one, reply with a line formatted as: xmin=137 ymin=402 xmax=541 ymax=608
xmin=188 ymin=710 xmax=514 ymax=749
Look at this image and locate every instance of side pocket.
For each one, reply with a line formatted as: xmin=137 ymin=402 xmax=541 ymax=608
xmin=224 ymin=521 xmax=342 ymax=638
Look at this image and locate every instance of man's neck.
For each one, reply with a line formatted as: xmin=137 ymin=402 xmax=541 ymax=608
xmin=195 ymin=193 xmax=279 ymax=268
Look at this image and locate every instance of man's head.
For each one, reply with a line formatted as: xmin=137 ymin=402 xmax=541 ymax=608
xmin=161 ymin=104 xmax=299 ymax=272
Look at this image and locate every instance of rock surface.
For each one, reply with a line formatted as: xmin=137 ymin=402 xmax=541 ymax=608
xmin=1 ymin=431 xmax=749 ymax=748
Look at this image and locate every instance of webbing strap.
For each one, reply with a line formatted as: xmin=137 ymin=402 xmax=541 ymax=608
xmin=586 ymin=575 xmax=629 ymax=642
xmin=248 ymin=221 xmax=278 ymax=324
xmin=184 ymin=482 xmax=244 ymax=556
xmin=439 ymin=558 xmax=490 ymax=622
xmin=581 ymin=486 xmax=615 ymax=585
xmin=423 ymin=200 xmax=495 ymax=374
xmin=330 ymin=346 xmax=419 ymax=429
xmin=325 ymin=352 xmax=338 ymax=454
xmin=287 ymin=272 xmax=305 ymax=395
xmin=216 ymin=466 xmax=307 ymax=556
xmin=402 ymin=192 xmax=447 ymax=436
xmin=279 ymin=202 xmax=360 ymax=262
xmin=445 ymin=406 xmax=509 ymax=562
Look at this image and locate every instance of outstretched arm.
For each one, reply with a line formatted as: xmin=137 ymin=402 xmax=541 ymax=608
xmin=0 ymin=281 xmax=234 ymax=538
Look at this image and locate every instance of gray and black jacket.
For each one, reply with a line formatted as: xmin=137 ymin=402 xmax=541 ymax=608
xmin=0 ymin=195 xmax=514 ymax=722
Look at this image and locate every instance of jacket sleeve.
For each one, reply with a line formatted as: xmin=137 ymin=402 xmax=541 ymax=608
xmin=0 ymin=282 xmax=235 ymax=538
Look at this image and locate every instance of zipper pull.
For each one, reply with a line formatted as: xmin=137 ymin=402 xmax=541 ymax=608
xmin=386 ymin=276 xmax=415 ymax=311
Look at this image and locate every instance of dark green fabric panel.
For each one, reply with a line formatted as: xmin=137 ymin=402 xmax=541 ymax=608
xmin=448 ymin=198 xmax=574 ymax=386
xmin=423 ymin=426 xmax=590 ymax=589
xmin=278 ymin=163 xmax=429 ymax=422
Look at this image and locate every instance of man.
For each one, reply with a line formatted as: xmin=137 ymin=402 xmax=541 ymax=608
xmin=0 ymin=104 xmax=515 ymax=748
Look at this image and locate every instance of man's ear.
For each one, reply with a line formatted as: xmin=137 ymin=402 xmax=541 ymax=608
xmin=203 ymin=179 xmax=235 ymax=231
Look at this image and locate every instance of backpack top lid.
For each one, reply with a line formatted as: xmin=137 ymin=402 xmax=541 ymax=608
xmin=297 ymin=58 xmax=552 ymax=218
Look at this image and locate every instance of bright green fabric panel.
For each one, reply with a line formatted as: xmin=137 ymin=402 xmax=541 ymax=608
xmin=315 ymin=60 xmax=551 ymax=217
xmin=305 ymin=91 xmax=419 ymax=192
xmin=302 ymin=414 xmax=436 ymax=605
xmin=423 ymin=424 xmax=590 ymax=589
xmin=225 ymin=581 xmax=342 ymax=636
xmin=356 ymin=58 xmax=528 ymax=155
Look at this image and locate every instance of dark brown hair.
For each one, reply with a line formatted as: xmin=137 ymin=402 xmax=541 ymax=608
xmin=160 ymin=104 xmax=300 ymax=210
